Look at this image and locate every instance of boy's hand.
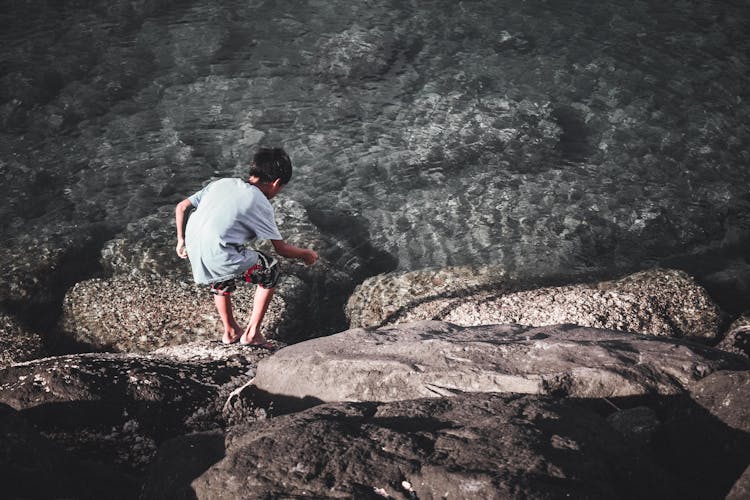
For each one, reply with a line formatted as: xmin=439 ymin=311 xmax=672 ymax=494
xmin=302 ymin=249 xmax=318 ymax=266
xmin=176 ymin=239 xmax=188 ymax=259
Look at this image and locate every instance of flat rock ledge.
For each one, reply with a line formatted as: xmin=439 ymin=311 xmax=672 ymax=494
xmin=346 ymin=268 xmax=723 ymax=340
xmin=58 ymin=273 xmax=308 ymax=352
xmin=246 ymin=321 xmax=748 ymax=404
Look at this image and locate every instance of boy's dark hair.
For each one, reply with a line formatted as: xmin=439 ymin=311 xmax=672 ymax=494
xmin=250 ymin=147 xmax=293 ymax=184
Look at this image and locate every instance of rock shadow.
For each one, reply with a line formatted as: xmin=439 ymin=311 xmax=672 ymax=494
xmin=573 ymin=393 xmax=750 ymax=500
xmin=303 ymin=206 xmax=399 ymax=334
xmin=230 ymin=385 xmax=326 ymax=419
xmin=141 ymin=431 xmax=226 ymax=500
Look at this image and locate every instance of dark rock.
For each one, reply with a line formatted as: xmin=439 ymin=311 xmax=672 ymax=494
xmin=727 ymin=465 xmax=750 ymax=500
xmin=653 ymin=386 xmax=750 ymax=500
xmin=0 ymin=310 xmax=46 ymax=368
xmin=605 ymin=406 xmax=660 ymax=446
xmin=692 ymin=257 xmax=750 ymax=314
xmin=0 ymin=402 xmax=138 ymax=499
xmin=141 ymin=430 xmax=226 ymax=500
xmin=0 ymin=351 xmax=252 ymax=472
xmin=717 ymin=314 xmax=750 ymax=359
xmin=688 ymin=369 xmax=750 ymax=433
xmin=347 ymin=268 xmax=723 ymax=340
xmin=243 ymin=321 xmax=748 ymax=406
xmin=59 ymin=273 xmax=308 ymax=352
xmin=184 ymin=393 xmax=671 ymax=499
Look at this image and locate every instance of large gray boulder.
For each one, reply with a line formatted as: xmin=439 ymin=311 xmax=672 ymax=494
xmin=0 ymin=311 xmax=46 ymax=368
xmin=244 ymin=321 xmax=747 ymax=405
xmin=181 ymin=393 xmax=671 ymax=499
xmin=347 ymin=268 xmax=723 ymax=340
xmin=58 ymin=273 xmax=308 ymax=352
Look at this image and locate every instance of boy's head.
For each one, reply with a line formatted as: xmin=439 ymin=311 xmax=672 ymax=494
xmin=249 ymin=147 xmax=293 ymax=185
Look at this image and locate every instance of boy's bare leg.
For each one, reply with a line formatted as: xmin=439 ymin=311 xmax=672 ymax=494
xmin=214 ymin=294 xmax=242 ymax=344
xmin=240 ymin=285 xmax=274 ymax=345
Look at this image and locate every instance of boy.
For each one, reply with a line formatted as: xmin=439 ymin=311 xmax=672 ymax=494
xmin=175 ymin=147 xmax=318 ymax=346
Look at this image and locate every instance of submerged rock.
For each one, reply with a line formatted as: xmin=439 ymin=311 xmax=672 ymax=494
xmin=244 ymin=321 xmax=747 ymax=405
xmin=58 ymin=273 xmax=308 ymax=352
xmin=347 ymin=268 xmax=723 ymax=340
xmin=0 ymin=225 xmax=109 ymax=331
xmin=688 ymin=369 xmax=750 ymax=433
xmin=181 ymin=393 xmax=671 ymax=499
xmin=100 ymin=205 xmax=189 ymax=282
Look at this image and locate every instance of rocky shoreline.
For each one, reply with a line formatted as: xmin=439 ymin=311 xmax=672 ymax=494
xmin=2 ymin=1 xmax=750 ymax=496
xmin=1 ymin=238 xmax=749 ymax=498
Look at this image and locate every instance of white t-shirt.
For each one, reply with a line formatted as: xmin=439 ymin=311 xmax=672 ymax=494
xmin=185 ymin=178 xmax=282 ymax=284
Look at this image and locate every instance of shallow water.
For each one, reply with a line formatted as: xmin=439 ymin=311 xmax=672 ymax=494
xmin=1 ymin=0 xmax=749 ymax=282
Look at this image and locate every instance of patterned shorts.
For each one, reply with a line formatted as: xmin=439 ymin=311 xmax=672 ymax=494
xmin=209 ymin=251 xmax=280 ymax=296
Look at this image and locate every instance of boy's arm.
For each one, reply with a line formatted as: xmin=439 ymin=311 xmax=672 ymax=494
xmin=175 ymin=198 xmax=194 ymax=259
xmin=271 ymin=239 xmax=318 ymax=266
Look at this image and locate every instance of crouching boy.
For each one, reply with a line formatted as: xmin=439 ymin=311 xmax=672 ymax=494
xmin=175 ymin=147 xmax=318 ymax=346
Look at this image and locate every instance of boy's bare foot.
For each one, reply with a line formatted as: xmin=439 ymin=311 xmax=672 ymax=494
xmin=222 ymin=321 xmax=243 ymax=344
xmin=240 ymin=326 xmax=268 ymax=346
xmin=222 ymin=331 xmax=240 ymax=344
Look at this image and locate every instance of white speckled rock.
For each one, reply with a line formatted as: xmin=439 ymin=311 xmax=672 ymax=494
xmin=0 ymin=311 xmax=46 ymax=368
xmin=59 ymin=273 xmax=308 ymax=352
xmin=347 ymin=268 xmax=722 ymax=340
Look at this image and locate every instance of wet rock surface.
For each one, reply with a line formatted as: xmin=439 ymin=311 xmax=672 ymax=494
xmin=246 ymin=321 xmax=748 ymax=404
xmin=347 ymin=268 xmax=723 ymax=340
xmin=0 ymin=225 xmax=112 ymax=331
xmin=100 ymin=205 xmax=192 ymax=282
xmin=59 ymin=272 xmax=309 ymax=352
xmin=688 ymin=369 xmax=750 ymax=433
